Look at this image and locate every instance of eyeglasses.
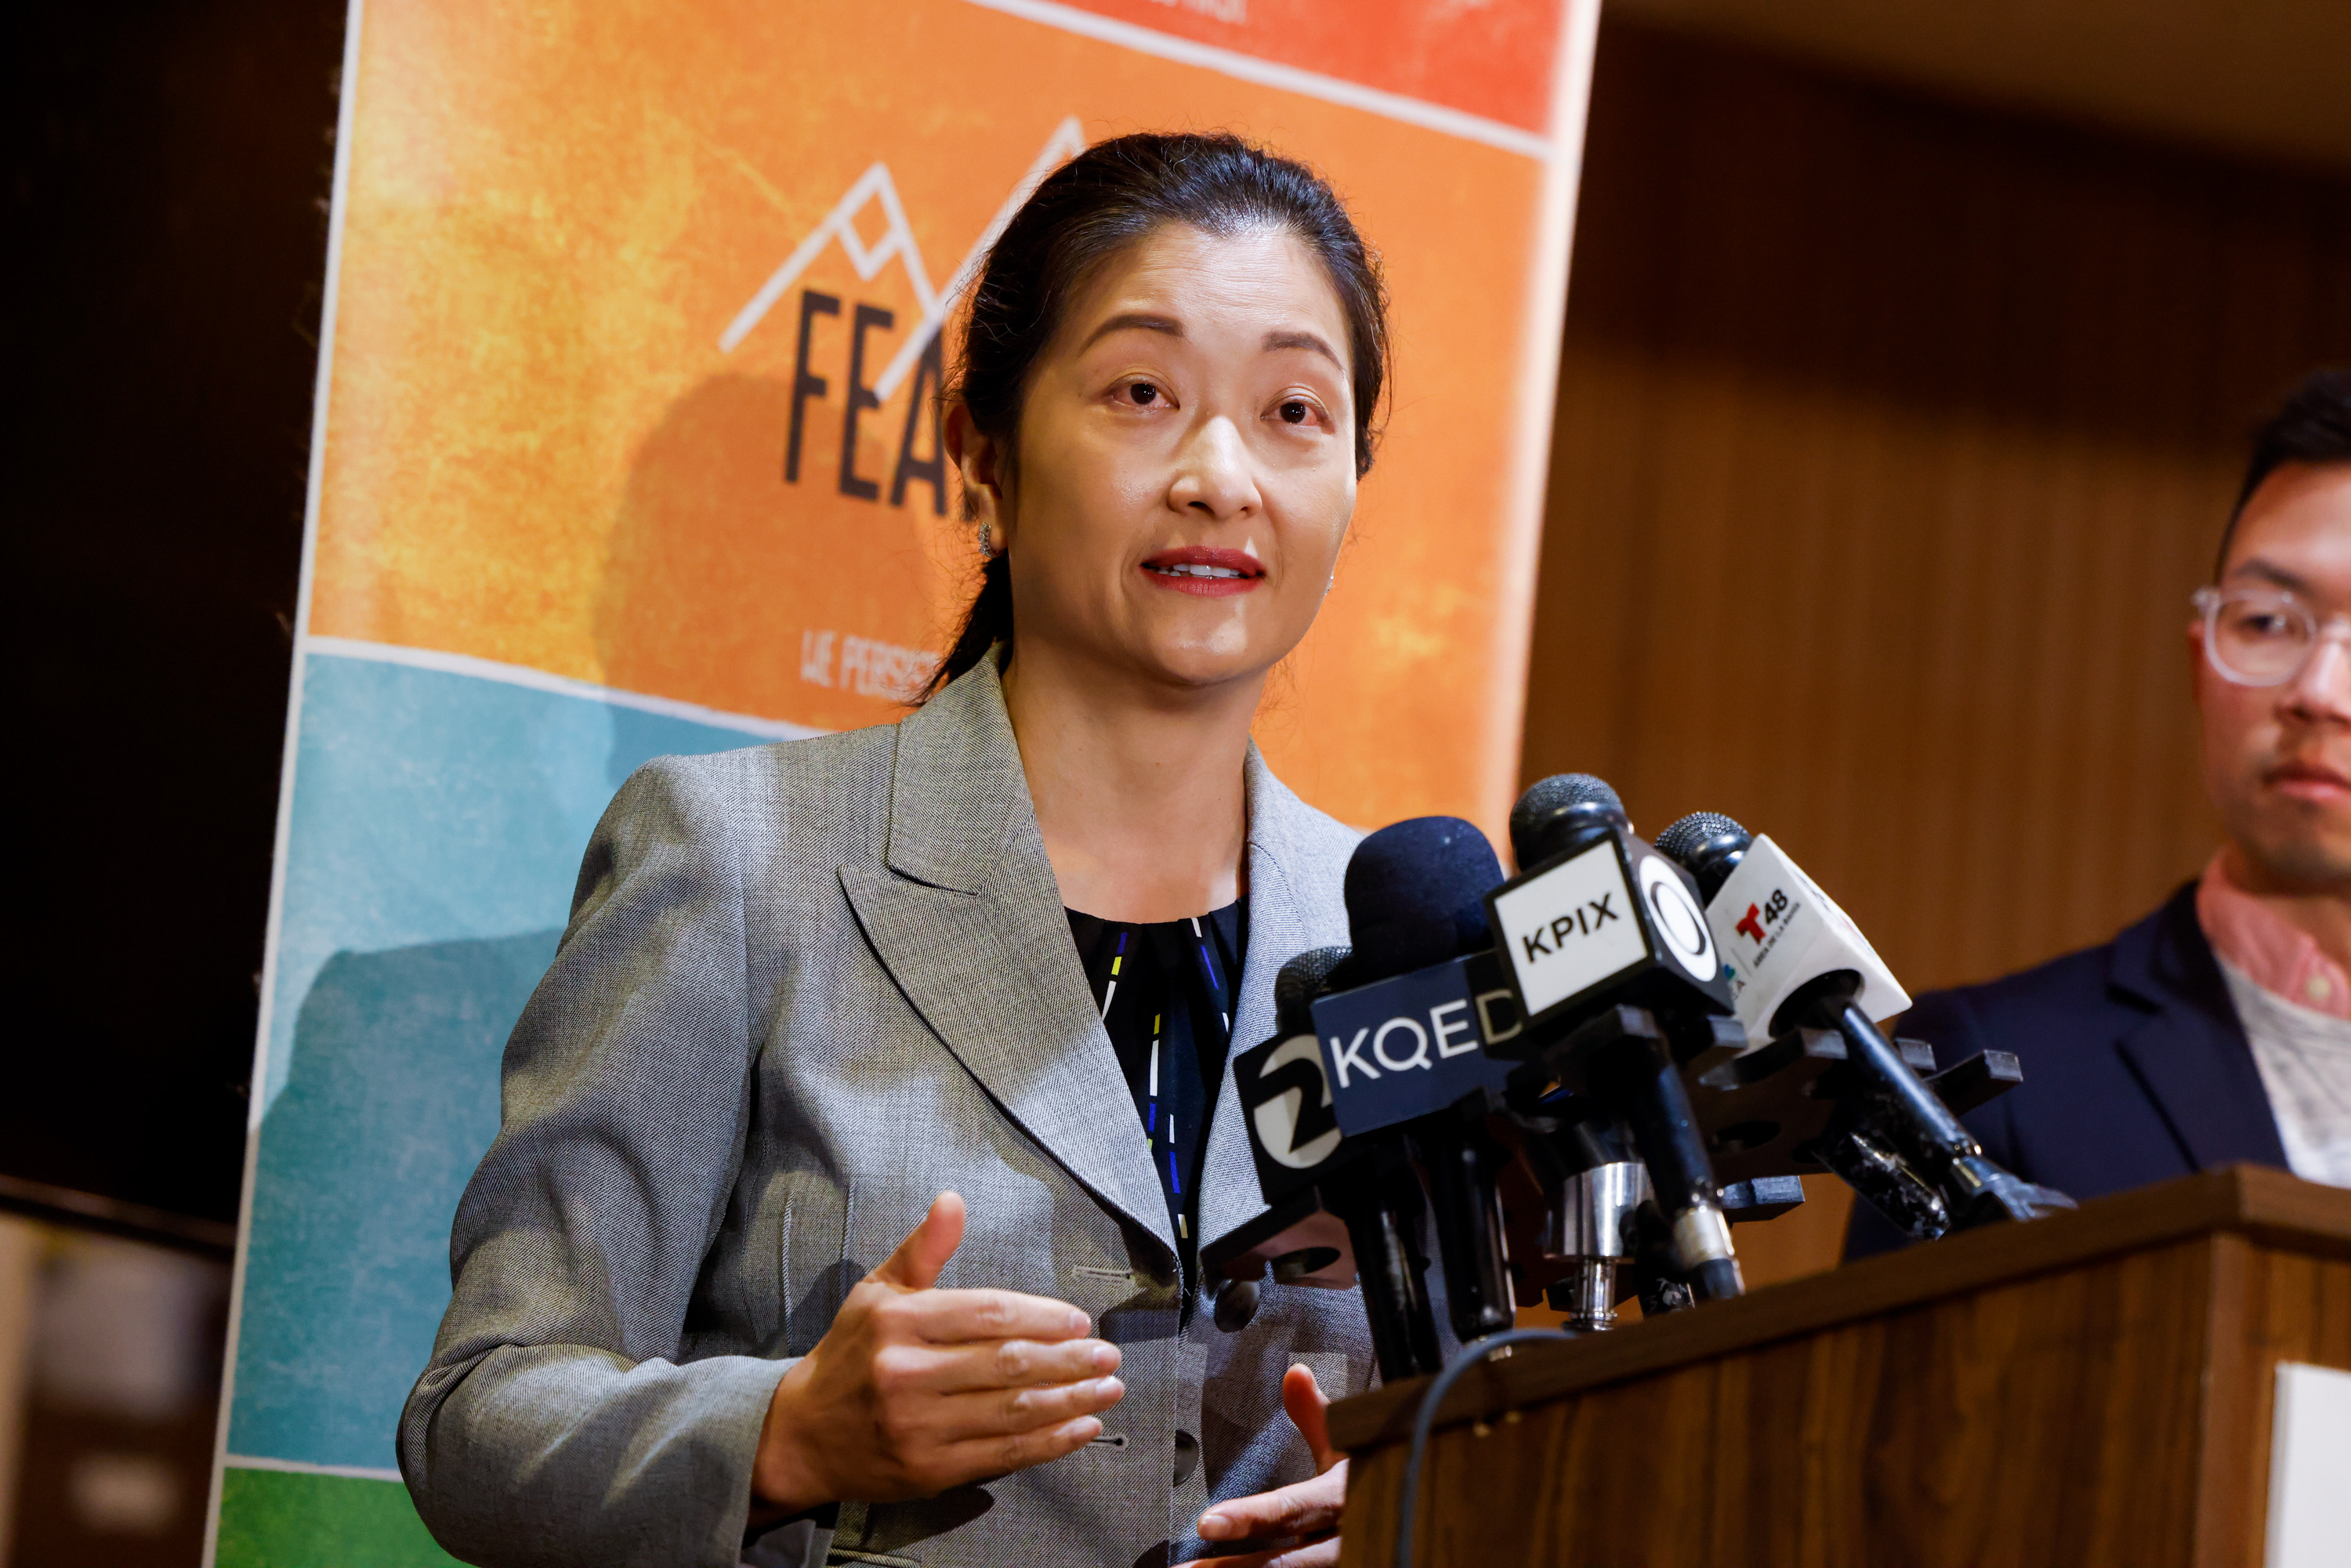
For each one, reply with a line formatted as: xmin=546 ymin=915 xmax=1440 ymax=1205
xmin=2193 ymin=586 xmax=2351 ymax=687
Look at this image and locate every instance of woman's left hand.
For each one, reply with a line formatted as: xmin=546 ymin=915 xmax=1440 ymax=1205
xmin=1194 ymin=1363 xmax=1347 ymax=1566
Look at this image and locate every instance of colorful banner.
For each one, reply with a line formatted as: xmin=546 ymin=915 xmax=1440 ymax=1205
xmin=207 ymin=0 xmax=1597 ymax=1560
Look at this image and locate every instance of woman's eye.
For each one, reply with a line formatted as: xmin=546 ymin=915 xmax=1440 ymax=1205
xmin=1278 ymin=399 xmax=1313 ymax=425
xmin=1125 ymin=381 xmax=1161 ymax=407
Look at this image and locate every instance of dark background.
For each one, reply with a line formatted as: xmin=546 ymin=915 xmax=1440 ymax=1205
xmin=0 ymin=4 xmax=2342 ymax=1561
xmin=5 ymin=2 xmax=344 ymax=1228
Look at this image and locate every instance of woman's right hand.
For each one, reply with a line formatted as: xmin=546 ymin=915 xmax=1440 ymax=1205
xmin=748 ymin=1191 xmax=1125 ymax=1520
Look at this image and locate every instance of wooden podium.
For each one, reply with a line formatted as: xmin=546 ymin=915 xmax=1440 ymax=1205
xmin=1328 ymin=1166 xmax=2351 ymax=1568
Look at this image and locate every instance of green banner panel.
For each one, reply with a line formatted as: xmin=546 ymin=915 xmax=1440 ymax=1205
xmin=216 ymin=1468 xmax=462 ymax=1568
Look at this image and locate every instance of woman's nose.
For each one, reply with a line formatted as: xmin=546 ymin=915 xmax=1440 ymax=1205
xmin=1168 ymin=417 xmax=1260 ymax=520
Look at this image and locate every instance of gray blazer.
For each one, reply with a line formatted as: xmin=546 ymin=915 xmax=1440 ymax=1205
xmin=399 ymin=656 xmax=1375 ymax=1568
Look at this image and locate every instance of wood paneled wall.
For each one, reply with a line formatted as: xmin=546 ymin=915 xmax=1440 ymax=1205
xmin=1523 ymin=20 xmax=2351 ymax=1281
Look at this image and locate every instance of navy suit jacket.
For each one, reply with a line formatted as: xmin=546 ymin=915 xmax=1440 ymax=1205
xmin=1844 ymin=881 xmax=2291 ymax=1261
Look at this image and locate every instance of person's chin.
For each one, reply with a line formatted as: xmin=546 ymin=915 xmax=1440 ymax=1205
xmin=1142 ymin=652 xmax=1261 ymax=691
xmin=1132 ymin=632 xmax=1270 ymax=691
xmin=2242 ymin=810 xmax=2351 ymax=891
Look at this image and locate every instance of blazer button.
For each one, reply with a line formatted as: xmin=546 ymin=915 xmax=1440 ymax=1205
xmin=1172 ymin=1429 xmax=1199 ymax=1487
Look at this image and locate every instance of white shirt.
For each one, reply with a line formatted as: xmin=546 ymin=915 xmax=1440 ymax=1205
xmin=2219 ymin=956 xmax=2351 ymax=1188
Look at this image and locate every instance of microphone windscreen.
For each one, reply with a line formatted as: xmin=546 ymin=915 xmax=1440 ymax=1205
xmin=1655 ymin=811 xmax=1753 ymax=902
xmin=1509 ymin=773 xmax=1629 ymax=870
xmin=1342 ymin=817 xmax=1505 ymax=985
xmin=1273 ymin=945 xmax=1353 ymax=1034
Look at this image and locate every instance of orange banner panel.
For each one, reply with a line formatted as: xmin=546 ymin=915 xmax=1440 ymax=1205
xmin=307 ymin=0 xmax=1581 ymax=831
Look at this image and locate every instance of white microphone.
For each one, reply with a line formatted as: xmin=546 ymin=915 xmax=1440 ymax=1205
xmin=1657 ymin=811 xmax=2073 ymax=1235
xmin=1676 ymin=826 xmax=1910 ymax=1040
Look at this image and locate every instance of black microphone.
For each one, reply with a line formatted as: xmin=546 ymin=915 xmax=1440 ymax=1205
xmin=1277 ymin=946 xmax=1352 ymax=1030
xmin=1488 ymin=774 xmax=1735 ymax=1045
xmin=1215 ymin=946 xmax=1445 ymax=1380
xmin=1509 ymin=771 xmax=1631 ymax=867
xmin=1483 ymin=775 xmax=1747 ymax=1302
xmin=1342 ymin=815 xmax=1510 ymax=984
xmin=1242 ymin=947 xmax=1354 ymax=1202
xmin=1655 ymin=810 xmax=2073 ymax=1236
xmin=1328 ymin=817 xmax=1521 ymax=1345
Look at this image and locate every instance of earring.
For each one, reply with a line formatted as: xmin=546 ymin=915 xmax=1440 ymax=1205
xmin=977 ymin=520 xmax=996 ymax=557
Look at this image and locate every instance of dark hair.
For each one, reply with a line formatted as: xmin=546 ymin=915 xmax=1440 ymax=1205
xmin=923 ymin=132 xmax=1389 ymax=697
xmin=2216 ymin=367 xmax=2351 ymax=577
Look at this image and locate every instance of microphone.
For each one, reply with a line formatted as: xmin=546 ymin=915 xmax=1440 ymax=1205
xmin=1216 ymin=946 xmax=1445 ymax=1381
xmin=1306 ymin=817 xmax=1522 ymax=1143
xmin=1239 ymin=947 xmax=1353 ymax=1204
xmin=1650 ymin=812 xmax=1909 ymax=1037
xmin=1323 ymin=818 xmax=1522 ymax=1345
xmin=1339 ymin=816 xmax=1500 ymax=986
xmin=1655 ymin=811 xmax=2074 ymax=1236
xmin=1487 ymin=775 xmax=1735 ymax=1049
xmin=1480 ymin=776 xmax=1747 ymax=1303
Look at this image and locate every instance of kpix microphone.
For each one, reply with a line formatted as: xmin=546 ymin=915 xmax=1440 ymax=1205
xmin=1487 ymin=776 xmax=1735 ymax=1041
xmin=1480 ymin=776 xmax=1746 ymax=1303
xmin=1657 ymin=812 xmax=2074 ymax=1237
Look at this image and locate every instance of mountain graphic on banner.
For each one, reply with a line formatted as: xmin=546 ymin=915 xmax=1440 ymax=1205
xmin=718 ymin=115 xmax=1088 ymax=400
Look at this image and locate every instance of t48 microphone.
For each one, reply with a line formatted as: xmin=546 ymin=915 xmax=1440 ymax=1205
xmin=1651 ymin=812 xmax=1908 ymax=1038
xmin=1656 ymin=811 xmax=2073 ymax=1237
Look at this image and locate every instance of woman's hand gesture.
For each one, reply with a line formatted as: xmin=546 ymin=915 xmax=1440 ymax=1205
xmin=749 ymin=1192 xmax=1125 ymax=1520
xmin=1194 ymin=1363 xmax=1348 ymax=1566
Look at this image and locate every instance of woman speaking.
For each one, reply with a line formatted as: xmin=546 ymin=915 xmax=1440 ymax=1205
xmin=402 ymin=132 xmax=1389 ymax=1568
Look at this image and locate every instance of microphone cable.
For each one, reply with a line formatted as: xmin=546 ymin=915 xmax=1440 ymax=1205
xmin=1389 ymin=1326 xmax=1571 ymax=1568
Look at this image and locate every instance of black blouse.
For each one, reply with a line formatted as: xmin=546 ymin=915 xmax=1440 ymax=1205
xmin=1064 ymin=900 xmax=1247 ymax=1288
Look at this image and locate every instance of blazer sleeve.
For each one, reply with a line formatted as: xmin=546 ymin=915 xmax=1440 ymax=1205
xmin=397 ymin=755 xmax=795 ymax=1568
xmin=1840 ymin=987 xmax=2025 ymax=1263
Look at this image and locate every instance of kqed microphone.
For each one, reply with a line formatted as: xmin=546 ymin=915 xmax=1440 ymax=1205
xmin=1483 ymin=775 xmax=1747 ymax=1303
xmin=1214 ymin=946 xmax=1446 ymax=1380
xmin=1324 ymin=817 xmax=1522 ymax=1344
xmin=1656 ymin=811 xmax=2074 ymax=1236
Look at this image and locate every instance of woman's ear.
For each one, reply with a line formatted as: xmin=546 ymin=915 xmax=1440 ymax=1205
xmin=946 ymin=402 xmax=1009 ymax=549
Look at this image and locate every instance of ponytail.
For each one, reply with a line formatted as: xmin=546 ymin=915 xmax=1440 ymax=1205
xmin=923 ymin=551 xmax=1012 ymax=698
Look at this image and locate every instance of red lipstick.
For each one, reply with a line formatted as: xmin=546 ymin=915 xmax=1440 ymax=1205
xmin=1140 ymin=545 xmax=1264 ymax=599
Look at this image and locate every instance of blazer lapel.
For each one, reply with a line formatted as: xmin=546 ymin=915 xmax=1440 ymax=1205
xmin=2110 ymin=884 xmax=2290 ymax=1171
xmin=838 ymin=659 xmax=1174 ymax=1255
xmin=1195 ymin=749 xmax=1328 ymax=1261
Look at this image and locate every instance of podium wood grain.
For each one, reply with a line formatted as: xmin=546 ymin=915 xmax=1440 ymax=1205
xmin=1329 ymin=1167 xmax=2351 ymax=1568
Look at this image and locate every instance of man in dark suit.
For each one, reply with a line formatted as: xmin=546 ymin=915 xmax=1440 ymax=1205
xmin=1847 ymin=370 xmax=2351 ymax=1258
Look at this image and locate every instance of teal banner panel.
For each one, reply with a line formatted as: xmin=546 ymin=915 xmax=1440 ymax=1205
xmin=224 ymin=649 xmax=790 ymax=1472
